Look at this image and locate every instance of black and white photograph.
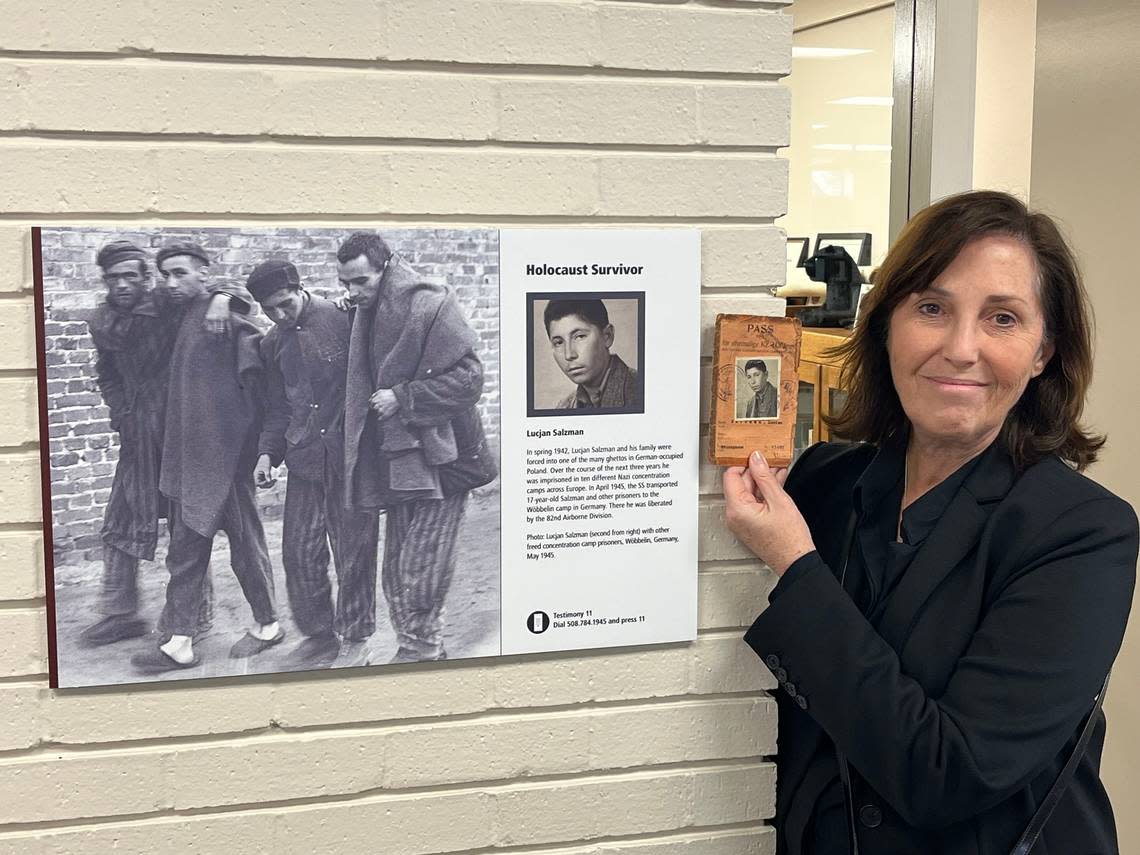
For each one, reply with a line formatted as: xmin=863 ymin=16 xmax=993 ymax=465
xmin=734 ymin=356 xmax=781 ymax=420
xmin=35 ymin=226 xmax=501 ymax=688
xmin=525 ymin=291 xmax=645 ymax=417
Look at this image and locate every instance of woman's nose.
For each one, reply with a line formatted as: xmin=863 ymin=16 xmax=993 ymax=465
xmin=942 ymin=319 xmax=980 ymax=365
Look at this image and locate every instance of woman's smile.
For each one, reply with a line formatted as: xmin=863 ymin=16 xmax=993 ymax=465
xmin=923 ymin=375 xmax=987 ymax=389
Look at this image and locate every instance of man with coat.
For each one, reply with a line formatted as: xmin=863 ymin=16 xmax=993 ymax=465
xmin=80 ymin=240 xmax=178 ymax=645
xmin=132 ymin=241 xmax=282 ymax=672
xmin=250 ymin=259 xmax=380 ymax=666
xmin=338 ymin=232 xmax=497 ymax=664
xmin=81 ymin=240 xmax=229 ymax=645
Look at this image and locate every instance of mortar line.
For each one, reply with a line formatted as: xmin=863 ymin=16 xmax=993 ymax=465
xmin=0 ymin=133 xmax=785 ymax=155
xmin=0 ymin=757 xmax=775 ymax=835
xmin=412 ymin=821 xmax=776 ymax=855
xmin=0 ymin=133 xmax=784 ymax=158
xmin=0 ymin=689 xmax=776 ymax=760
xmin=2 ymin=214 xmax=784 ymax=225
xmin=0 ymin=597 xmax=45 ymax=611
xmin=0 ymin=50 xmax=789 ymax=82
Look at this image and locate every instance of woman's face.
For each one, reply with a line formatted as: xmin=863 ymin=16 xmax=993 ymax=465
xmin=887 ymin=235 xmax=1055 ymax=452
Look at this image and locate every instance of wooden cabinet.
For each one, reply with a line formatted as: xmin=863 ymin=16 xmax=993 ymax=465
xmin=795 ymin=327 xmax=852 ymax=458
xmin=795 ymin=360 xmax=820 ymax=456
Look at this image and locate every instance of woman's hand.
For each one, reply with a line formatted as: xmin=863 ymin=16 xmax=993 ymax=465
xmin=722 ymin=451 xmax=817 ymax=576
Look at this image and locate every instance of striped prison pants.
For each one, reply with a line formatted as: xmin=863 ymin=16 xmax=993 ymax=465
xmin=281 ymin=461 xmax=380 ymax=640
xmin=382 ymin=492 xmax=469 ymax=658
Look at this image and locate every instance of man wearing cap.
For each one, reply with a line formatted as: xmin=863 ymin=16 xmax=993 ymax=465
xmin=80 ymin=241 xmax=179 ymax=645
xmin=339 ymin=232 xmax=497 ymax=664
xmin=81 ymin=239 xmax=242 ymax=647
xmin=132 ymin=241 xmax=282 ymax=672
xmin=249 ymin=259 xmax=380 ymax=666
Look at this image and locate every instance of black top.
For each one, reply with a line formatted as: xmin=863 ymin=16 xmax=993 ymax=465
xmin=770 ymin=441 xmax=983 ymax=854
xmin=744 ymin=439 xmax=1135 ymax=855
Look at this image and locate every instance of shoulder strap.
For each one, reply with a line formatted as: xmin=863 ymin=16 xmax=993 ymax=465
xmin=1009 ymin=671 xmax=1111 ymax=855
xmin=835 ymin=511 xmax=862 ymax=855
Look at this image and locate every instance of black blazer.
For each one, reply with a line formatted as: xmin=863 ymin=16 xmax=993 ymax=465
xmin=745 ymin=441 xmax=1138 ymax=855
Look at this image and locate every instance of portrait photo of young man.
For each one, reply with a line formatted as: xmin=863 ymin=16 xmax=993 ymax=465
xmin=734 ymin=356 xmax=780 ymax=420
xmin=527 ymin=292 xmax=645 ymax=417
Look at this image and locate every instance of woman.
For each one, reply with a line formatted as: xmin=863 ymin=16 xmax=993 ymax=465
xmin=724 ymin=191 xmax=1137 ymax=854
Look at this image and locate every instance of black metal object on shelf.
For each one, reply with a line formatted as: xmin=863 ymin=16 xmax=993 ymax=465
xmin=799 ymin=245 xmax=865 ymax=328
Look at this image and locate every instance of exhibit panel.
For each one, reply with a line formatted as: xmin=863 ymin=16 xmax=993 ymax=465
xmin=35 ymin=226 xmax=701 ymax=689
xmin=500 ymin=229 xmax=700 ymax=657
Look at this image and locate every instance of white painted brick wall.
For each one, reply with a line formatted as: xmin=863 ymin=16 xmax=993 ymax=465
xmin=0 ymin=2 xmax=791 ymax=851
xmin=0 ymin=62 xmax=496 ymax=140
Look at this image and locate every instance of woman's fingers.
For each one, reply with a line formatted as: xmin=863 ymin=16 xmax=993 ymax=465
xmin=746 ymin=451 xmax=787 ymax=504
xmin=740 ymin=466 xmax=756 ymax=496
xmin=727 ymin=454 xmax=789 ymax=508
xmin=721 ymin=466 xmax=759 ymax=507
xmin=723 ymin=455 xmax=815 ymax=576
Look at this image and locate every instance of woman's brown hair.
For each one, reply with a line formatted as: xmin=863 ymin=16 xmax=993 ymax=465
xmin=826 ymin=190 xmax=1104 ymax=470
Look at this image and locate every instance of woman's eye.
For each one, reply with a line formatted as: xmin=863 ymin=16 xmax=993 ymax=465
xmin=917 ymin=302 xmax=941 ymax=315
xmin=993 ymin=312 xmax=1017 ymax=327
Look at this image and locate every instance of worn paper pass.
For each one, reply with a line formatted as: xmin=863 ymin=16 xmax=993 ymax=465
xmin=708 ymin=314 xmax=801 ymax=467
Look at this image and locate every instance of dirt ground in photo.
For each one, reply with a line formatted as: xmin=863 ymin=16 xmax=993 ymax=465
xmin=52 ymin=490 xmax=500 ymax=687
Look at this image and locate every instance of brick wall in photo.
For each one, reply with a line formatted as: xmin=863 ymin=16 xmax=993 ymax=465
xmin=39 ymin=226 xmax=500 ymax=563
